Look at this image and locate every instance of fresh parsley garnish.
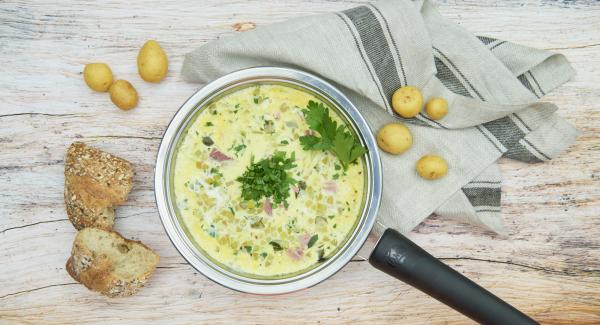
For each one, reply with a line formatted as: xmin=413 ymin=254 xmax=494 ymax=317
xmin=236 ymin=151 xmax=297 ymax=208
xmin=299 ymin=100 xmax=367 ymax=170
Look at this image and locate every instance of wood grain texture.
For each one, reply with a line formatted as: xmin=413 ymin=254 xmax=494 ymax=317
xmin=1 ymin=0 xmax=599 ymax=324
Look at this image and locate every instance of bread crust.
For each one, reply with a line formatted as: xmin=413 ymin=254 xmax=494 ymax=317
xmin=66 ymin=228 xmax=159 ymax=297
xmin=64 ymin=142 xmax=133 ymax=230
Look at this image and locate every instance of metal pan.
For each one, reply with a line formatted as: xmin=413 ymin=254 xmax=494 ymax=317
xmin=155 ymin=67 xmax=537 ymax=324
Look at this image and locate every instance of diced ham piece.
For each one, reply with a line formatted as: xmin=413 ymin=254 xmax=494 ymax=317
xmin=292 ymin=186 xmax=300 ymax=194
xmin=274 ymin=112 xmax=281 ymax=120
xmin=209 ymin=148 xmax=231 ymax=161
xmin=324 ymin=180 xmax=337 ymax=193
xmin=298 ymin=233 xmax=311 ymax=247
xmin=286 ymin=247 xmax=304 ymax=261
xmin=264 ymin=198 xmax=272 ymax=216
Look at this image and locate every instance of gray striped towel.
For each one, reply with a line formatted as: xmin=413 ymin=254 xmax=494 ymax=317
xmin=181 ymin=0 xmax=579 ymax=234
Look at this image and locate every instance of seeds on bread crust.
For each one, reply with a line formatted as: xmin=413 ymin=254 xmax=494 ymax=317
xmin=64 ymin=142 xmax=133 ymax=230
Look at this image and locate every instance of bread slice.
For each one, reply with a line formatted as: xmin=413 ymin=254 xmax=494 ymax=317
xmin=66 ymin=227 xmax=160 ymax=297
xmin=64 ymin=142 xmax=133 ymax=230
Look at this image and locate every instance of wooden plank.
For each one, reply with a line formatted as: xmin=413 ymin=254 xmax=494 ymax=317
xmin=1 ymin=0 xmax=599 ymax=324
xmin=2 ymin=260 xmax=599 ymax=324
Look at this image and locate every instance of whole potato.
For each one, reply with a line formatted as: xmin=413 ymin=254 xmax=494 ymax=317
xmin=425 ymin=97 xmax=448 ymax=120
xmin=377 ymin=123 xmax=412 ymax=154
xmin=416 ymin=155 xmax=448 ymax=180
xmin=83 ymin=63 xmax=113 ymax=92
xmin=109 ymin=80 xmax=138 ymax=110
xmin=391 ymin=86 xmax=423 ymax=118
xmin=137 ymin=40 xmax=168 ymax=83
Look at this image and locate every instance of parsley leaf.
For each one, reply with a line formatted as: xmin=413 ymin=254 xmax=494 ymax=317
xmin=299 ymin=100 xmax=367 ymax=169
xmin=236 ymin=151 xmax=297 ymax=208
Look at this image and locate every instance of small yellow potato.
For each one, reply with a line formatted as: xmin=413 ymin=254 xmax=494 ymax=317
xmin=416 ymin=155 xmax=448 ymax=180
xmin=425 ymin=97 xmax=448 ymax=120
xmin=137 ymin=40 xmax=168 ymax=83
xmin=391 ymin=86 xmax=423 ymax=118
xmin=109 ymin=80 xmax=138 ymax=110
xmin=377 ymin=123 xmax=413 ymax=155
xmin=83 ymin=63 xmax=113 ymax=92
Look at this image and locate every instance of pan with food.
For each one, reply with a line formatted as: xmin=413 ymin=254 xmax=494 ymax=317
xmin=155 ymin=67 xmax=536 ymax=324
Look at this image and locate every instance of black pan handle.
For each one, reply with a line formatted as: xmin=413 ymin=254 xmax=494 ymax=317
xmin=369 ymin=228 xmax=538 ymax=325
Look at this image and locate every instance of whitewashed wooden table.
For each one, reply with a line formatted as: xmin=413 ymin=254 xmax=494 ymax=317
xmin=1 ymin=1 xmax=599 ymax=324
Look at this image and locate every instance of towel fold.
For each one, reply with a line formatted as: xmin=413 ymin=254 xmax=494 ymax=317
xmin=181 ymin=0 xmax=579 ymax=234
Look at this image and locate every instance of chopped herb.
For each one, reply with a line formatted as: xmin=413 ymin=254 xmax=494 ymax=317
xmin=334 ymin=164 xmax=341 ymax=171
xmin=235 ymin=103 xmax=240 ymax=108
xmin=208 ymin=226 xmax=217 ymax=238
xmin=205 ymin=121 xmax=214 ymax=127
xmin=318 ymin=249 xmax=326 ymax=262
xmin=233 ymin=143 xmax=247 ymax=155
xmin=228 ymin=206 xmax=236 ymax=216
xmin=253 ymin=96 xmax=269 ymax=105
xmin=332 ymin=174 xmax=339 ymax=180
xmin=260 ymin=252 xmax=268 ymax=258
xmin=202 ymin=136 xmax=214 ymax=146
xmin=333 ymin=224 xmax=337 ymax=229
xmin=286 ymin=217 xmax=299 ymax=233
xmin=236 ymin=151 xmax=297 ymax=208
xmin=243 ymin=246 xmax=252 ymax=253
xmin=280 ymin=140 xmax=289 ymax=145
xmin=262 ymin=119 xmax=275 ymax=133
xmin=299 ymin=100 xmax=367 ymax=170
xmin=269 ymin=241 xmax=283 ymax=251
xmin=327 ymin=215 xmax=335 ymax=220
xmin=307 ymin=234 xmax=318 ymax=248
xmin=298 ymin=181 xmax=307 ymax=191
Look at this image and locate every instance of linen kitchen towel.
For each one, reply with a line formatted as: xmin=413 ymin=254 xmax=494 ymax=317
xmin=182 ymin=0 xmax=579 ymax=234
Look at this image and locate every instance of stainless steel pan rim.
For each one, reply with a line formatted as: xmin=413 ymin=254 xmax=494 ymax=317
xmin=155 ymin=67 xmax=382 ymax=294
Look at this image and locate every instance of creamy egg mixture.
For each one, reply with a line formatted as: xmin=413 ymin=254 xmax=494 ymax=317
xmin=172 ymin=84 xmax=365 ymax=277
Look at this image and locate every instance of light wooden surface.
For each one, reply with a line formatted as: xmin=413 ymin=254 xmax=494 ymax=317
xmin=1 ymin=0 xmax=599 ymax=324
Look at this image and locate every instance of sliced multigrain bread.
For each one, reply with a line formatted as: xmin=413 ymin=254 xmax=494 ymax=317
xmin=66 ymin=227 xmax=160 ymax=297
xmin=64 ymin=142 xmax=133 ymax=230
